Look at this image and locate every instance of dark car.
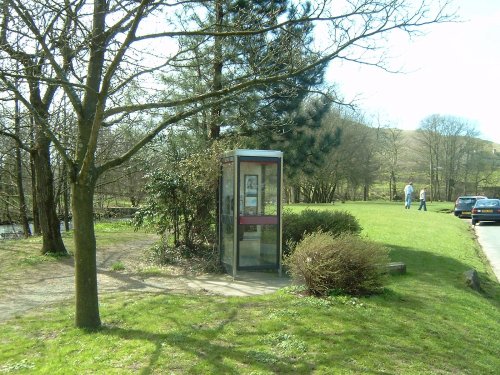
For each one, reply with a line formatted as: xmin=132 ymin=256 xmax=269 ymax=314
xmin=454 ymin=195 xmax=487 ymax=218
xmin=471 ymin=199 xmax=500 ymax=225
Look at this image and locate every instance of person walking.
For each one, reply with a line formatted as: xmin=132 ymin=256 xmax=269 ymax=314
xmin=404 ymin=182 xmax=414 ymax=209
xmin=418 ymin=187 xmax=427 ymax=211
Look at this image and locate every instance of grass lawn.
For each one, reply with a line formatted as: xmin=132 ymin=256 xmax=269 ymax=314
xmin=0 ymin=204 xmax=499 ymax=374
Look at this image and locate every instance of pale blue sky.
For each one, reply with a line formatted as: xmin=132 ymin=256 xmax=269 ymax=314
xmin=327 ymin=0 xmax=500 ymax=144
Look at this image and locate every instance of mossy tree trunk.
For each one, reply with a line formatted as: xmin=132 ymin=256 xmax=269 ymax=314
xmin=33 ymin=130 xmax=67 ymax=255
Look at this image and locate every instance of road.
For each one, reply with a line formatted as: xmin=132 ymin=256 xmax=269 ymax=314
xmin=473 ymin=221 xmax=500 ymax=282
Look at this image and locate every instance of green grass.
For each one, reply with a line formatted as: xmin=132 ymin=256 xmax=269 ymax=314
xmin=288 ymin=201 xmax=493 ymax=276
xmin=0 ymin=203 xmax=499 ymax=374
xmin=110 ymin=261 xmax=126 ymax=271
xmin=93 ymin=219 xmax=135 ymax=232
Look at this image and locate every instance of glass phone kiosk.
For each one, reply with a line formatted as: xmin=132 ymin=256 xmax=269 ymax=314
xmin=219 ymin=149 xmax=283 ymax=277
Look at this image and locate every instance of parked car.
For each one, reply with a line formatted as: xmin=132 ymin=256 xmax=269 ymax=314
xmin=454 ymin=195 xmax=487 ymax=218
xmin=471 ymin=198 xmax=500 ymax=225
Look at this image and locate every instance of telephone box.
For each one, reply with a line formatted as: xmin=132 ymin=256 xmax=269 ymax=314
xmin=219 ymin=149 xmax=283 ymax=277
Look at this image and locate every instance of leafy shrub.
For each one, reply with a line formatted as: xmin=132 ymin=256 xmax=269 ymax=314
xmin=284 ymin=232 xmax=389 ymax=296
xmin=282 ymin=209 xmax=361 ymax=255
xmin=134 ymin=141 xmax=224 ymax=251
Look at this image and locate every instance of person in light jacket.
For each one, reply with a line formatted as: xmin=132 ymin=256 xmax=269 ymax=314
xmin=404 ymin=182 xmax=414 ymax=209
xmin=418 ymin=187 xmax=427 ymax=211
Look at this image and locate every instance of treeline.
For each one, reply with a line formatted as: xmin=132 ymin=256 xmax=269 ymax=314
xmin=286 ymin=113 xmax=500 ymax=203
xmin=0 ymin=124 xmax=147 ymax=227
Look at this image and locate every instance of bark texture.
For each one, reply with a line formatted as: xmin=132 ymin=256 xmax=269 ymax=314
xmin=72 ymin=178 xmax=100 ymax=329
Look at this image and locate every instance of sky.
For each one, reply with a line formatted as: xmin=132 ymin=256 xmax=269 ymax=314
xmin=326 ymin=0 xmax=500 ymax=144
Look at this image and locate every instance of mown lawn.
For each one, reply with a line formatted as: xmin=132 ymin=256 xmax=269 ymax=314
xmin=0 ymin=203 xmax=499 ymax=374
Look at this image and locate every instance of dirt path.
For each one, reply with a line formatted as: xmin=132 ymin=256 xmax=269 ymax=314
xmin=0 ymin=236 xmax=289 ymax=322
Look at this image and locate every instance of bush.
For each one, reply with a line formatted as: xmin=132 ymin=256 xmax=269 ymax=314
xmin=282 ymin=209 xmax=361 ymax=255
xmin=284 ymin=232 xmax=389 ymax=296
xmin=134 ymin=141 xmax=223 ymax=250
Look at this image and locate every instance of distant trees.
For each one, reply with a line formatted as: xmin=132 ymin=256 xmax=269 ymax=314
xmin=13 ymin=95 xmax=30 ymax=236
xmin=0 ymin=5 xmax=67 ymax=254
xmin=461 ymin=138 xmax=499 ymax=196
xmin=379 ymin=127 xmax=406 ymax=201
xmin=288 ymin=108 xmax=379 ymax=203
xmin=0 ymin=99 xmax=33 ymax=236
xmin=286 ymin=110 xmax=498 ymax=204
xmin=0 ymin=132 xmax=17 ymax=224
xmin=417 ymin=114 xmax=484 ymax=201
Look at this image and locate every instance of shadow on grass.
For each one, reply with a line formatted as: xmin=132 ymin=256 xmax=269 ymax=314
xmin=95 ymin=295 xmax=413 ymax=375
xmin=92 ymin=288 xmax=497 ymax=375
xmin=98 ymin=309 xmax=315 ymax=374
xmin=386 ymin=244 xmax=500 ymax=306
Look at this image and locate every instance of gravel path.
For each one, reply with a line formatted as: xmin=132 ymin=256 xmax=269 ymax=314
xmin=0 ymin=236 xmax=289 ymax=322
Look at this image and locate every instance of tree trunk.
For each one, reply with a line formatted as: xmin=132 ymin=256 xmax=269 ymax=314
xmin=390 ymin=170 xmax=396 ymax=201
xmin=15 ymin=145 xmax=31 ymax=237
xmin=14 ymin=98 xmax=31 ymax=237
xmin=72 ymin=178 xmax=101 ymax=329
xmin=63 ymin=163 xmax=71 ymax=232
xmin=29 ymin=118 xmax=41 ymax=235
xmin=29 ymin=153 xmax=41 ymax=235
xmin=32 ymin=133 xmax=67 ymax=255
xmin=293 ymin=185 xmax=300 ymax=203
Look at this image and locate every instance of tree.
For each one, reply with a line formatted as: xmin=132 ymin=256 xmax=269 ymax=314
xmin=13 ymin=92 xmax=31 ymax=237
xmin=356 ymin=118 xmax=382 ymax=201
xmin=461 ymin=139 xmax=499 ymax=196
xmin=182 ymin=1 xmax=341 ymax=203
xmin=0 ymin=3 xmax=67 ymax=254
xmin=293 ymin=107 xmax=386 ymax=202
xmin=0 ymin=92 xmax=31 ymax=235
xmin=0 ymin=0 xmax=454 ymax=329
xmin=418 ymin=115 xmax=443 ymax=200
xmin=338 ymin=118 xmax=378 ymax=200
xmin=418 ymin=114 xmax=479 ymax=201
xmin=379 ymin=126 xmax=406 ymax=200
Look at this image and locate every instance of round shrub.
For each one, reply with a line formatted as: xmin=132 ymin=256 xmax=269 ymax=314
xmin=284 ymin=232 xmax=389 ymax=296
xmin=282 ymin=209 xmax=361 ymax=255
